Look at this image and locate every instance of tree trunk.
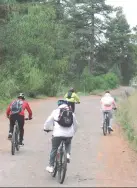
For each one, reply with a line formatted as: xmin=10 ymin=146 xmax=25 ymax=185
xmin=89 ymin=1 xmax=95 ymax=73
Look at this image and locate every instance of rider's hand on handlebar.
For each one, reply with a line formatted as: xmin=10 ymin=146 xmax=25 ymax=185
xmin=25 ymin=117 xmax=32 ymax=120
xmin=76 ymin=102 xmax=80 ymax=104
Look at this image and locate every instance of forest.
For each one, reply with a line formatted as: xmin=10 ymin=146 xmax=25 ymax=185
xmin=0 ymin=0 xmax=137 ymax=98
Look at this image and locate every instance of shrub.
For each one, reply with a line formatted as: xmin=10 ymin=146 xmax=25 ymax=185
xmin=103 ymin=72 xmax=119 ymax=89
xmin=116 ymin=92 xmax=137 ymax=149
xmin=80 ymin=67 xmax=119 ymax=93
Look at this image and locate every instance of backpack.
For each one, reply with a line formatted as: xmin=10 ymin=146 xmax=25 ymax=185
xmin=10 ymin=99 xmax=23 ymax=115
xmin=67 ymin=91 xmax=73 ymax=99
xmin=102 ymin=97 xmax=113 ymax=107
xmin=57 ymin=107 xmax=73 ymax=127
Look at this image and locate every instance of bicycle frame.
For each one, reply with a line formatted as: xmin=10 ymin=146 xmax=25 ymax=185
xmin=57 ymin=140 xmax=66 ymax=167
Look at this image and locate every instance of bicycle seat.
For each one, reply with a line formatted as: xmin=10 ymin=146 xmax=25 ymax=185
xmin=104 ymin=111 xmax=109 ymax=114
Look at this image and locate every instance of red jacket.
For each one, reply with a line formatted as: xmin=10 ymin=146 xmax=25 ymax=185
xmin=6 ymin=99 xmax=32 ymax=118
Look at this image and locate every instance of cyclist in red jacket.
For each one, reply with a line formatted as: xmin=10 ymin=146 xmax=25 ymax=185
xmin=6 ymin=93 xmax=32 ymax=145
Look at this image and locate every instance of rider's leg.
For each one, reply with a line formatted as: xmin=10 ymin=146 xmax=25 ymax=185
xmin=72 ymin=103 xmax=75 ymax=113
xmin=101 ymin=111 xmax=105 ymax=128
xmin=108 ymin=110 xmax=113 ymax=128
xmin=8 ymin=115 xmax=16 ymax=138
xmin=18 ymin=115 xmax=24 ymax=145
xmin=49 ymin=137 xmax=62 ymax=167
xmin=70 ymin=102 xmax=75 ymax=113
xmin=46 ymin=137 xmax=62 ymax=173
xmin=65 ymin=137 xmax=72 ymax=162
xmin=9 ymin=117 xmax=14 ymax=134
xmin=65 ymin=137 xmax=72 ymax=154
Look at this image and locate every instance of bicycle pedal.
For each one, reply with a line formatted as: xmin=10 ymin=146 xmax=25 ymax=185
xmin=108 ymin=127 xmax=113 ymax=132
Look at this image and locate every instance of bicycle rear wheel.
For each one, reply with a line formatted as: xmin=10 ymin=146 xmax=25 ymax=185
xmin=58 ymin=147 xmax=67 ymax=184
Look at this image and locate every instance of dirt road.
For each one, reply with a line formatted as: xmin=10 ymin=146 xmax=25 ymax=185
xmin=0 ymin=88 xmax=137 ymax=187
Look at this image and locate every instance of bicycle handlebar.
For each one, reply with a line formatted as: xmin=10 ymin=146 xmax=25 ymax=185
xmin=75 ymin=102 xmax=80 ymax=104
xmin=44 ymin=129 xmax=53 ymax=133
xmin=67 ymin=102 xmax=80 ymax=104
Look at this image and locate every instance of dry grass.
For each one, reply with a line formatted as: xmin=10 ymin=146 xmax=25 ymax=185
xmin=116 ymin=92 xmax=137 ymax=150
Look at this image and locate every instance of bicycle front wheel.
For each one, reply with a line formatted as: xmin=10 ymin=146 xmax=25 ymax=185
xmin=11 ymin=126 xmax=16 ymax=155
xmin=103 ymin=120 xmax=107 ymax=136
xmin=51 ymin=156 xmax=58 ymax=178
xmin=107 ymin=118 xmax=111 ymax=134
xmin=58 ymin=148 xmax=67 ymax=184
xmin=15 ymin=128 xmax=20 ymax=151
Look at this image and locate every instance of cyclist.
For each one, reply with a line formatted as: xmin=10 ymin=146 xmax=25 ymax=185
xmin=64 ymin=88 xmax=80 ymax=113
xmin=6 ymin=93 xmax=32 ymax=145
xmin=44 ymin=99 xmax=78 ymax=173
xmin=100 ymin=91 xmax=117 ymax=131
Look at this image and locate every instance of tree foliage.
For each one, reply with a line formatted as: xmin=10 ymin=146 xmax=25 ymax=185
xmin=0 ymin=0 xmax=136 ymax=98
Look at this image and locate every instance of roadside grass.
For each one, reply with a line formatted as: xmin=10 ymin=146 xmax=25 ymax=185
xmin=116 ymin=92 xmax=137 ymax=151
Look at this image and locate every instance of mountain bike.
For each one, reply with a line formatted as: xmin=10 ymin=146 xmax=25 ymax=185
xmin=11 ymin=118 xmax=29 ymax=155
xmin=103 ymin=108 xmax=117 ymax=136
xmin=45 ymin=130 xmax=69 ymax=184
xmin=103 ymin=111 xmax=111 ymax=136
xmin=67 ymin=101 xmax=80 ymax=113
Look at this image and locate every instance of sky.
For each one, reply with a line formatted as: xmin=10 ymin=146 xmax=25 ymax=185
xmin=106 ymin=0 xmax=137 ymax=27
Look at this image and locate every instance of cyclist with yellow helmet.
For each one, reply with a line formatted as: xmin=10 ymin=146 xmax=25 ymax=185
xmin=64 ymin=88 xmax=80 ymax=113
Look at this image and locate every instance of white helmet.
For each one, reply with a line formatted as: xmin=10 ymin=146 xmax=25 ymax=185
xmin=104 ymin=93 xmax=111 ymax=97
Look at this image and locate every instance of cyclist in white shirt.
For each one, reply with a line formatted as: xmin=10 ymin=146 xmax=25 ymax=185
xmin=100 ymin=91 xmax=117 ymax=131
xmin=44 ymin=99 xmax=78 ymax=173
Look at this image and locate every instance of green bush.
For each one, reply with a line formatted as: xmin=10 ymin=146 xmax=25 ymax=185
xmin=103 ymin=72 xmax=119 ymax=89
xmin=80 ymin=67 xmax=119 ymax=93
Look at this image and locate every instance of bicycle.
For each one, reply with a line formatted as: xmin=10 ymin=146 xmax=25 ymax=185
xmin=11 ymin=117 xmax=29 ymax=155
xmin=45 ymin=130 xmax=69 ymax=184
xmin=103 ymin=111 xmax=111 ymax=136
xmin=67 ymin=101 xmax=80 ymax=113
xmin=103 ymin=108 xmax=117 ymax=136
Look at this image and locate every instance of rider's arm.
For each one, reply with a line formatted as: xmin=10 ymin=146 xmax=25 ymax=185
xmin=44 ymin=110 xmax=55 ymax=130
xmin=6 ymin=103 xmax=11 ymax=117
xmin=100 ymin=98 xmax=104 ymax=111
xmin=64 ymin=93 xmax=68 ymax=99
xmin=112 ymin=99 xmax=117 ymax=109
xmin=73 ymin=93 xmax=80 ymax=103
xmin=25 ymin=102 xmax=32 ymax=119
